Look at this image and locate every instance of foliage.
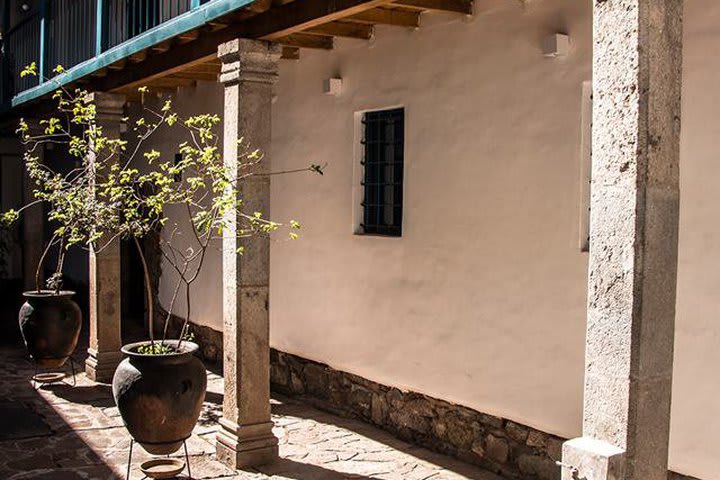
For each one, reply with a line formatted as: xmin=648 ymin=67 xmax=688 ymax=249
xmin=2 ymin=64 xmax=324 ymax=354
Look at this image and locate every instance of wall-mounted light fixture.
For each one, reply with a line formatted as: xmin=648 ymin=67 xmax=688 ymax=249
xmin=543 ymin=33 xmax=570 ymax=58
xmin=323 ymin=77 xmax=342 ymax=96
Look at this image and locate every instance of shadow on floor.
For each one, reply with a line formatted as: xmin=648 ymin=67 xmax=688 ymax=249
xmin=253 ymin=457 xmax=385 ymax=480
xmin=0 ymin=347 xmax=119 ymax=479
xmin=202 ymin=388 xmax=496 ymax=480
xmin=46 ymin=383 xmax=115 ymax=408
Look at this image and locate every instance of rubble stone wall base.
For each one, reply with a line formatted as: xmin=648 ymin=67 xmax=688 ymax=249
xmin=164 ymin=316 xmax=701 ymax=480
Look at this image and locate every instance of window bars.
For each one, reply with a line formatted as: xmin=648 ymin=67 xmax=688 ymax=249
xmin=360 ymin=108 xmax=404 ymax=237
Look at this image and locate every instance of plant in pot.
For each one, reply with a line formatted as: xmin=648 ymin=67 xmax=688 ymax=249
xmin=105 ymin=94 xmax=323 ymax=458
xmin=109 ymin=95 xmax=321 ymax=456
xmin=5 ymin=64 xmax=322 ymax=457
xmin=0 ymin=64 xmax=130 ymax=369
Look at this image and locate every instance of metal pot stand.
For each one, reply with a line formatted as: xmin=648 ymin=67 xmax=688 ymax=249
xmin=30 ymin=356 xmax=78 ymax=389
xmin=126 ymin=437 xmax=193 ymax=480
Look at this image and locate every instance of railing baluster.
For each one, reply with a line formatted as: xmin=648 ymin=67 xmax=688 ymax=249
xmin=39 ymin=0 xmax=47 ymax=82
xmin=96 ymin=0 xmax=105 ymax=55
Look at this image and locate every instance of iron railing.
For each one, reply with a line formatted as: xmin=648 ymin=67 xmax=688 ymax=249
xmin=2 ymin=13 xmax=41 ymax=107
xmin=1 ymin=0 xmax=215 ymax=108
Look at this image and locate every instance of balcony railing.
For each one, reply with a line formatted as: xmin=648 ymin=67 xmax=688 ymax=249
xmin=1 ymin=0 xmax=214 ymax=109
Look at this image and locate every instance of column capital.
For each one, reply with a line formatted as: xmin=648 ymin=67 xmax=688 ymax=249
xmin=85 ymin=92 xmax=126 ymax=122
xmin=217 ymin=39 xmax=281 ymax=86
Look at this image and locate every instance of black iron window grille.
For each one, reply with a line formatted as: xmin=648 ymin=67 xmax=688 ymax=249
xmin=360 ymin=108 xmax=404 ymax=236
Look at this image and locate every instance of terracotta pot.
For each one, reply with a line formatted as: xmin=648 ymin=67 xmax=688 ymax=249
xmin=18 ymin=291 xmax=82 ymax=368
xmin=112 ymin=340 xmax=207 ymax=455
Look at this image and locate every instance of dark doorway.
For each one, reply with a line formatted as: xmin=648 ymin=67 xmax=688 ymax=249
xmin=121 ymin=239 xmax=147 ymax=343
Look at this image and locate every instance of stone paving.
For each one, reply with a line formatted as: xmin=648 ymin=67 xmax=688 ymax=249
xmin=0 ymin=343 xmax=502 ymax=480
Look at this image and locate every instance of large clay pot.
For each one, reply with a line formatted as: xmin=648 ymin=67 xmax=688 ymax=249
xmin=18 ymin=291 xmax=82 ymax=368
xmin=112 ymin=341 xmax=207 ymax=455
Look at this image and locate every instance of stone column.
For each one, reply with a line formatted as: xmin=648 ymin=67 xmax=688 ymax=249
xmin=22 ymin=142 xmax=44 ymax=292
xmin=562 ymin=2 xmax=682 ymax=480
xmin=215 ymin=39 xmax=281 ymax=469
xmin=85 ymin=92 xmax=126 ymax=383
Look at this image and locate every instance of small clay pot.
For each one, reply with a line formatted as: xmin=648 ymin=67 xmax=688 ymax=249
xmin=18 ymin=291 xmax=82 ymax=368
xmin=112 ymin=340 xmax=207 ymax=455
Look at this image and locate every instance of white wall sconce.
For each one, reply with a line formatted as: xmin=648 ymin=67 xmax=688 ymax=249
xmin=323 ymin=78 xmax=342 ymax=96
xmin=543 ymin=33 xmax=570 ymax=57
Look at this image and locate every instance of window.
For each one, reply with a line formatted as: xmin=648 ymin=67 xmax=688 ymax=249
xmin=359 ymin=108 xmax=404 ymax=236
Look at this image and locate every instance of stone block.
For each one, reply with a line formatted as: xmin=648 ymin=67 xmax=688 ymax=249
xmin=527 ymin=430 xmax=548 ymax=449
xmin=371 ymin=393 xmax=387 ymax=425
xmin=505 ymin=421 xmax=529 ymax=443
xmin=518 ymin=454 xmax=561 ymax=480
xmin=561 ymin=437 xmax=625 ymax=480
xmin=303 ymin=363 xmax=329 ymax=398
xmin=485 ymin=434 xmax=509 ymax=464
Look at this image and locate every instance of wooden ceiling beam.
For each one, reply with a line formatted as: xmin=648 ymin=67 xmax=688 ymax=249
xmin=239 ymin=0 xmax=397 ymax=40
xmin=98 ymin=0 xmax=393 ymax=92
xmin=247 ymin=0 xmax=273 ymax=13
xmin=146 ymin=77 xmax=197 ymax=89
xmin=281 ymin=47 xmax=301 ymax=60
xmin=304 ymin=21 xmax=374 ymax=39
xmin=393 ymin=0 xmax=472 ymax=14
xmin=108 ymin=59 xmax=127 ymax=70
xmin=177 ymin=29 xmax=200 ymax=44
xmin=182 ymin=64 xmax=221 ymax=74
xmin=167 ymin=71 xmax=219 ymax=82
xmin=207 ymin=21 xmax=230 ymax=31
xmin=129 ymin=50 xmax=148 ymax=63
xmin=151 ymin=40 xmax=173 ymax=54
xmin=276 ymin=33 xmax=333 ymax=49
xmin=104 ymin=54 xmax=216 ymax=93
xmin=345 ymin=8 xmax=420 ymax=27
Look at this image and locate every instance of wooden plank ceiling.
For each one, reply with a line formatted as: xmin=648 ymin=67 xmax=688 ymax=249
xmin=91 ymin=0 xmax=473 ymax=98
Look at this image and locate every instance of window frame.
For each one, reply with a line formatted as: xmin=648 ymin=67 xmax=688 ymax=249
xmin=353 ymin=106 xmax=406 ymax=238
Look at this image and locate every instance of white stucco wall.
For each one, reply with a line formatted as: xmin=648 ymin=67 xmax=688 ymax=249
xmin=672 ymin=1 xmax=720 ymax=478
xmin=147 ymin=1 xmax=720 ymax=478
xmin=270 ymin=0 xmax=590 ymax=445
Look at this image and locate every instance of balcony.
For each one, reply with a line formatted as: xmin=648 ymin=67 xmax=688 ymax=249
xmin=0 ymin=0 xmax=224 ymax=110
xmin=1 ymin=0 xmax=473 ymax=114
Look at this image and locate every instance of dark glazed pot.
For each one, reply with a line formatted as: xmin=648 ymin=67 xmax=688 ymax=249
xmin=18 ymin=291 xmax=82 ymax=368
xmin=112 ymin=341 xmax=207 ymax=455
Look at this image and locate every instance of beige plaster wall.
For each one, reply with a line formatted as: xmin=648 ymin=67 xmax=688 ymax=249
xmin=149 ymin=0 xmax=720 ymax=478
xmin=270 ymin=0 xmax=589 ymax=443
xmin=672 ymin=1 xmax=720 ymax=478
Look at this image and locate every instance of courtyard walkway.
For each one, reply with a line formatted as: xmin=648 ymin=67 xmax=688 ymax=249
xmin=0 ymin=343 xmax=502 ymax=480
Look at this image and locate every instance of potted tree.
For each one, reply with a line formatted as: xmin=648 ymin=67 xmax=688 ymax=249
xmin=3 ymin=65 xmax=323 ymax=457
xmin=0 ymin=64 xmax=129 ymax=369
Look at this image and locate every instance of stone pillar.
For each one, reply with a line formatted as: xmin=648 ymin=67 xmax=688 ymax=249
xmin=562 ymin=2 xmax=683 ymax=480
xmin=215 ymin=39 xmax=281 ymax=469
xmin=85 ymin=92 xmax=126 ymax=383
xmin=22 ymin=143 xmax=44 ymax=292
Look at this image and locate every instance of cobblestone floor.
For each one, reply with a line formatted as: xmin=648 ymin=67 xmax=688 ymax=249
xmin=0 ymin=343 xmax=502 ymax=480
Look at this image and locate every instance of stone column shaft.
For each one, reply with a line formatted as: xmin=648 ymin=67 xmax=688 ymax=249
xmin=216 ymin=38 xmax=280 ymax=469
xmin=85 ymin=92 xmax=126 ymax=383
xmin=562 ymin=2 xmax=683 ymax=480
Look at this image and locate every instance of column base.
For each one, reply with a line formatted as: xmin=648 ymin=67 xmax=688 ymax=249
xmin=561 ymin=437 xmax=626 ymax=480
xmin=85 ymin=348 xmax=123 ymax=383
xmin=216 ymin=418 xmax=278 ymax=469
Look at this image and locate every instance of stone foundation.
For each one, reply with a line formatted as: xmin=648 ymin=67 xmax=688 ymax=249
xmin=269 ymin=350 xmax=562 ymax=480
xmin=155 ymin=318 xmax=701 ymax=480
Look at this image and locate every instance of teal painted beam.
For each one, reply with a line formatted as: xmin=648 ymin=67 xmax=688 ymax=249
xmin=191 ymin=0 xmax=202 ymax=8
xmin=11 ymin=0 xmax=256 ymax=108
